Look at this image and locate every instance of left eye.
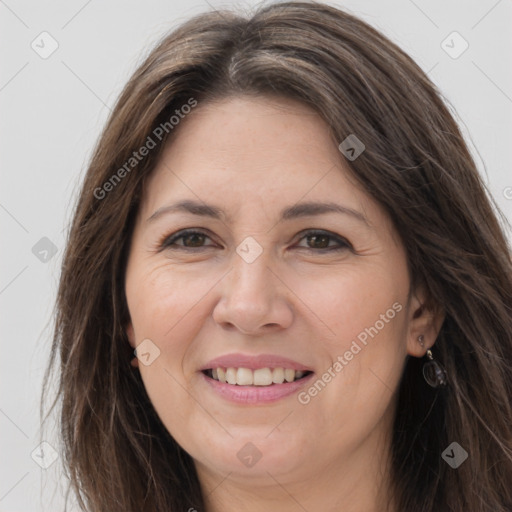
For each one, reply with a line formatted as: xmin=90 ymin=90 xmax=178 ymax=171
xmin=295 ymin=230 xmax=351 ymax=251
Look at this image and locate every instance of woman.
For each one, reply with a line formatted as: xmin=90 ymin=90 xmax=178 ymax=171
xmin=42 ymin=2 xmax=512 ymax=511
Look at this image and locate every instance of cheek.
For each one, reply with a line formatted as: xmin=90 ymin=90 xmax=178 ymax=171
xmin=125 ymin=263 xmax=207 ymax=418
xmin=126 ymin=262 xmax=215 ymax=343
xmin=293 ymin=260 xmax=409 ymax=421
xmin=292 ymin=259 xmax=408 ymax=350
xmin=125 ymin=263 xmax=214 ymax=443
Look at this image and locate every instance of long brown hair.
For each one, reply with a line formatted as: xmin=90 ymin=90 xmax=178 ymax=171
xmin=42 ymin=2 xmax=512 ymax=510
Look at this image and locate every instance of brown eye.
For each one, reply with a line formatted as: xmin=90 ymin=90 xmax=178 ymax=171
xmin=161 ymin=229 xmax=216 ymax=250
xmin=306 ymin=233 xmax=330 ymax=249
xmin=181 ymin=233 xmax=207 ymax=247
xmin=296 ymin=230 xmax=352 ymax=252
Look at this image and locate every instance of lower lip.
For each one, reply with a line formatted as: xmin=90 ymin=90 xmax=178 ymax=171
xmin=201 ymin=372 xmax=315 ymax=405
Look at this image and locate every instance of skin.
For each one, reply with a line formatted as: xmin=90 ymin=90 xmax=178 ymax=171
xmin=125 ymin=96 xmax=443 ymax=512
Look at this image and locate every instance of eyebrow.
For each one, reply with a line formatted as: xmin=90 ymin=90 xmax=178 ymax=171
xmin=147 ymin=199 xmax=369 ymax=225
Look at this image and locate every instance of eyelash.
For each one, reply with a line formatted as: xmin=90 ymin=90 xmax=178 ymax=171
xmin=159 ymin=228 xmax=353 ymax=253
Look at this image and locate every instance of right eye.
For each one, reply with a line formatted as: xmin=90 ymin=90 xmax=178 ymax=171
xmin=160 ymin=229 xmax=218 ymax=250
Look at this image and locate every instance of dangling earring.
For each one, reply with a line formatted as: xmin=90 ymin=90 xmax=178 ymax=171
xmin=417 ymin=335 xmax=447 ymax=388
xmin=130 ymin=348 xmax=139 ymax=368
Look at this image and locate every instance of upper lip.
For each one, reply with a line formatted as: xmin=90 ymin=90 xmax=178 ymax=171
xmin=200 ymin=353 xmax=313 ymax=372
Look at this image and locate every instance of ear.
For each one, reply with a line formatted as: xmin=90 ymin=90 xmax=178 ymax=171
xmin=406 ymin=287 xmax=445 ymax=357
xmin=126 ymin=321 xmax=136 ymax=348
xmin=126 ymin=322 xmax=139 ymax=368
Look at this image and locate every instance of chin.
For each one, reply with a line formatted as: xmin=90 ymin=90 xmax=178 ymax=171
xmin=190 ymin=429 xmax=308 ymax=478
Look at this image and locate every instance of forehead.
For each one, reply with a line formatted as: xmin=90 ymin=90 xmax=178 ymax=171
xmin=140 ymin=95 xmax=373 ymax=219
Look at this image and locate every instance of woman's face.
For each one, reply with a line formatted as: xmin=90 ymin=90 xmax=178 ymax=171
xmin=125 ymin=96 xmax=430 ymax=491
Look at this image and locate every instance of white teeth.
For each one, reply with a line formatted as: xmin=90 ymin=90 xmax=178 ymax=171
xmin=272 ymin=367 xmax=285 ymax=384
xmin=209 ymin=367 xmax=309 ymax=386
xmin=236 ymin=367 xmax=253 ymax=385
xmin=226 ymin=367 xmax=237 ymax=385
xmin=253 ymin=368 xmax=273 ymax=386
xmin=217 ymin=368 xmax=226 ymax=383
xmin=284 ymin=368 xmax=295 ymax=383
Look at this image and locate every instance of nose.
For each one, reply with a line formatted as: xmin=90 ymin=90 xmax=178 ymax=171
xmin=212 ymin=250 xmax=294 ymax=335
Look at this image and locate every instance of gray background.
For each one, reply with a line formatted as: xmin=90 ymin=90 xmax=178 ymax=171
xmin=1 ymin=0 xmax=511 ymax=510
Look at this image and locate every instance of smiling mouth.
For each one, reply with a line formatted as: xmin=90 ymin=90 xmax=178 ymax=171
xmin=202 ymin=367 xmax=313 ymax=386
